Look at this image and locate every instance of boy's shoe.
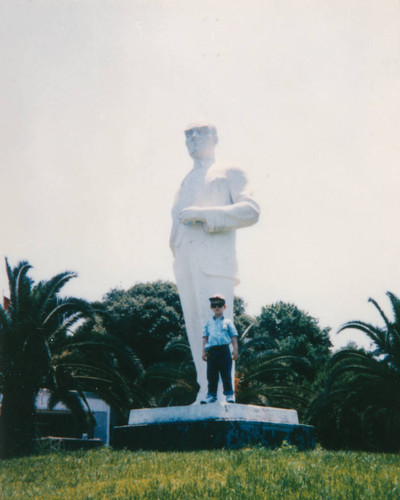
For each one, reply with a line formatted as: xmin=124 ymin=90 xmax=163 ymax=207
xmin=225 ymin=396 xmax=235 ymax=404
xmin=200 ymin=395 xmax=217 ymax=404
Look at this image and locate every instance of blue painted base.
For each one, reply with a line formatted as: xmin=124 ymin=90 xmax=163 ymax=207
xmin=113 ymin=419 xmax=315 ymax=451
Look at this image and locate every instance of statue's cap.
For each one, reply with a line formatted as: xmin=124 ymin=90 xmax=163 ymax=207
xmin=184 ymin=121 xmax=217 ymax=136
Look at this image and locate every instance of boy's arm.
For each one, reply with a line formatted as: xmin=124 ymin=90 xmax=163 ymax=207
xmin=231 ymin=336 xmax=238 ymax=361
xmin=202 ymin=336 xmax=208 ymax=361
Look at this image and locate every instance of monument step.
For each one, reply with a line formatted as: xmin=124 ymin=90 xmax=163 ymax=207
xmin=128 ymin=402 xmax=299 ymax=426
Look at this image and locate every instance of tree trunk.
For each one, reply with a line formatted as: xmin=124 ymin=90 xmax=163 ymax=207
xmin=0 ymin=382 xmax=37 ymax=459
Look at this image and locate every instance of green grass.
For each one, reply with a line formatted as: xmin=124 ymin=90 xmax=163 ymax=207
xmin=1 ymin=446 xmax=400 ymax=499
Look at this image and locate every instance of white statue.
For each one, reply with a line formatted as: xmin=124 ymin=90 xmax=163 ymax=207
xmin=170 ymin=121 xmax=260 ymax=403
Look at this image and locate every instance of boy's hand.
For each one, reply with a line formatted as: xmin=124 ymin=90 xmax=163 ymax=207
xmin=202 ymin=350 xmax=208 ymax=361
xmin=232 ymin=349 xmax=238 ymax=361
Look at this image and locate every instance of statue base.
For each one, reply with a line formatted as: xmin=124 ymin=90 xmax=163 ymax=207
xmin=113 ymin=403 xmax=315 ymax=451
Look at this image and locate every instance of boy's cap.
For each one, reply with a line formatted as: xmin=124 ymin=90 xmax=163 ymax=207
xmin=209 ymin=295 xmax=226 ymax=305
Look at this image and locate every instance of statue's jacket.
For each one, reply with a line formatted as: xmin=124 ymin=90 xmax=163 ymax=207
xmin=170 ymin=162 xmax=260 ymax=284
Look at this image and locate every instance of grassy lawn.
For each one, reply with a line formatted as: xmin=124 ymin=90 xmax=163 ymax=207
xmin=1 ymin=446 xmax=399 ymax=499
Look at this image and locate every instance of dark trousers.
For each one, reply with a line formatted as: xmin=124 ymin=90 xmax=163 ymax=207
xmin=207 ymin=345 xmax=233 ymax=397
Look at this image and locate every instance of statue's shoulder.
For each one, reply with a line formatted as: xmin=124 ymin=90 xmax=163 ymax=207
xmin=211 ymin=162 xmax=246 ymax=178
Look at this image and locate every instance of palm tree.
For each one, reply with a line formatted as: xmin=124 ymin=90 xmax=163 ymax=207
xmin=236 ymin=336 xmax=313 ymax=416
xmin=45 ymin=319 xmax=149 ymax=416
xmin=0 ymin=259 xmax=146 ymax=458
xmin=143 ymin=335 xmax=199 ymax=406
xmin=307 ymin=292 xmax=400 ymax=451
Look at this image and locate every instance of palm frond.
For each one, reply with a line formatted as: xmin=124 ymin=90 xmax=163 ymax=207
xmin=386 ymin=292 xmax=400 ymax=328
xmin=34 ymin=271 xmax=77 ymax=319
xmin=163 ymin=338 xmax=191 ymax=356
xmin=48 ymin=389 xmax=93 ymax=429
xmin=42 ymin=297 xmax=94 ymax=327
xmin=46 ymin=313 xmax=86 ymax=343
xmin=240 ymin=321 xmax=255 ymax=341
xmin=0 ymin=307 xmax=10 ymax=335
xmin=368 ymin=297 xmax=391 ymax=328
xmin=337 ymin=320 xmax=384 ymax=347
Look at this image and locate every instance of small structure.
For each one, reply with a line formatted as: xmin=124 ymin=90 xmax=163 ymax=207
xmin=35 ymin=390 xmax=112 ymax=445
xmin=113 ymin=403 xmax=315 ymax=451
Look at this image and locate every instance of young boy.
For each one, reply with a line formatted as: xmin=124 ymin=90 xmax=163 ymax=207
xmin=201 ymin=295 xmax=239 ymax=404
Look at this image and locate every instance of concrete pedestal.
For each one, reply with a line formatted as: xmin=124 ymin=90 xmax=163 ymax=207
xmin=113 ymin=403 xmax=315 ymax=451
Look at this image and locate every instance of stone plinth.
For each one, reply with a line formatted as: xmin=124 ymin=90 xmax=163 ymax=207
xmin=128 ymin=402 xmax=299 ymax=425
xmin=113 ymin=403 xmax=315 ymax=451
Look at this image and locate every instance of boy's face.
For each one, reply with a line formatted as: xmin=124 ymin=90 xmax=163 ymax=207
xmin=210 ymin=302 xmax=226 ymax=318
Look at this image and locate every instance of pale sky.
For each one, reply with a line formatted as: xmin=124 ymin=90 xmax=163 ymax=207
xmin=1 ymin=0 xmax=399 ymax=350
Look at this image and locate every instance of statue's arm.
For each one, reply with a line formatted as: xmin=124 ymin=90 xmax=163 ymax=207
xmin=180 ymin=168 xmax=260 ymax=233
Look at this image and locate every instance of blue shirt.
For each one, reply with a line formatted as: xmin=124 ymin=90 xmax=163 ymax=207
xmin=203 ymin=316 xmax=238 ymax=350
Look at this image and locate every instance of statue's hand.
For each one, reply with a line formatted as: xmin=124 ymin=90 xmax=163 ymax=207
xmin=179 ymin=207 xmax=206 ymax=225
xmin=180 ymin=206 xmax=227 ymax=233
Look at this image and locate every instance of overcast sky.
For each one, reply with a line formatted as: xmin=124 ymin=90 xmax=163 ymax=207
xmin=1 ymin=0 xmax=399 ymax=349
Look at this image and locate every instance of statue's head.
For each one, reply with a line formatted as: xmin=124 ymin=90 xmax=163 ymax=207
xmin=184 ymin=121 xmax=218 ymax=160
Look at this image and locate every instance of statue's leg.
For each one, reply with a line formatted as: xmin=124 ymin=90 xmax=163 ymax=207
xmin=173 ymin=255 xmax=206 ymax=402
